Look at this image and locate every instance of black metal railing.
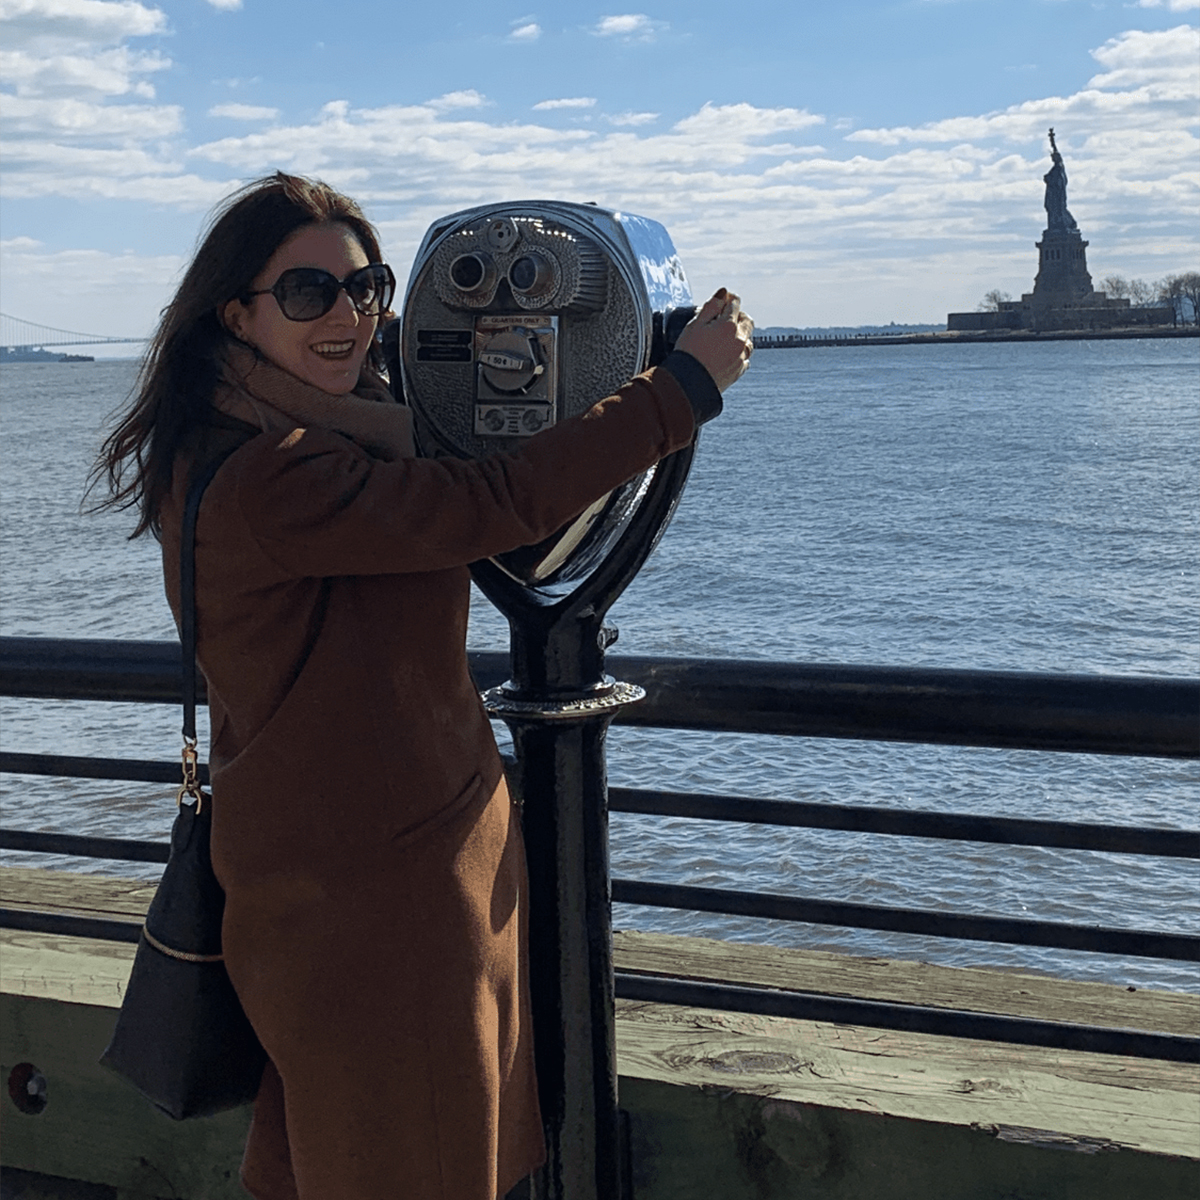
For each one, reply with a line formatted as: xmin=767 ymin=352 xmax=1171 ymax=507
xmin=3 ymin=637 xmax=1199 ymax=1063
xmin=5 ymin=637 xmax=1197 ymax=754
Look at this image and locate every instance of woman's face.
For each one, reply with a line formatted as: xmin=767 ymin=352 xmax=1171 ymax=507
xmin=222 ymin=222 xmax=376 ymax=395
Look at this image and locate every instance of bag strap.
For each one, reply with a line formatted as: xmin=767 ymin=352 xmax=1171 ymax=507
xmin=177 ymin=452 xmax=236 ymax=807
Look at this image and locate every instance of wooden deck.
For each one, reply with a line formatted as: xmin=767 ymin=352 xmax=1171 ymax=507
xmin=2 ymin=866 xmax=1198 ymax=1199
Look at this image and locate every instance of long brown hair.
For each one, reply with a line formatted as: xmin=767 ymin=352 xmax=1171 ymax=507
xmin=92 ymin=172 xmax=388 ymax=538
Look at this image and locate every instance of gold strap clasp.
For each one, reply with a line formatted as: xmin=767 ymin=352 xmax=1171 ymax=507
xmin=177 ymin=738 xmax=204 ymax=814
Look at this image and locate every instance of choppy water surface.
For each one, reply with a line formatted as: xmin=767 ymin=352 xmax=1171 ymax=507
xmin=2 ymin=341 xmax=1197 ymax=991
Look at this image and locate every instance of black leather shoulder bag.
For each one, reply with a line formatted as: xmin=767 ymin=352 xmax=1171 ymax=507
xmin=100 ymin=453 xmax=267 ymax=1119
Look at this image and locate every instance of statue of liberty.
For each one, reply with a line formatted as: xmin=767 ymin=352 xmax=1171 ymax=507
xmin=1043 ymin=128 xmax=1078 ymax=233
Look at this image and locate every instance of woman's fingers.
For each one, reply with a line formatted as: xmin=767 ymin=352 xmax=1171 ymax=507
xmin=693 ymin=288 xmax=731 ymax=324
xmin=673 ymin=288 xmax=755 ymax=394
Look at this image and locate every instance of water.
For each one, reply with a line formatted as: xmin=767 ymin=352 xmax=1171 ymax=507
xmin=2 ymin=342 xmax=1198 ymax=992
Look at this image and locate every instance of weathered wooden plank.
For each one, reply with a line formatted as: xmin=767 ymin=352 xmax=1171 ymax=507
xmin=1 ymin=929 xmax=134 ymax=1007
xmin=619 ymin=1078 xmax=1200 ymax=1200
xmin=5 ymin=868 xmax=1196 ymax=1038
xmin=0 ymin=866 xmax=155 ymax=922
xmin=613 ymin=928 xmax=1200 ymax=1037
xmin=614 ymin=999 xmax=1200 ymax=1160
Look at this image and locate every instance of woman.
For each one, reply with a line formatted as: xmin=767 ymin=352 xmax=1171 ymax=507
xmin=97 ymin=172 xmax=753 ymax=1200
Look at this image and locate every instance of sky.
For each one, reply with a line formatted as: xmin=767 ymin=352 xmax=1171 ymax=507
xmin=1 ymin=0 xmax=1197 ymax=345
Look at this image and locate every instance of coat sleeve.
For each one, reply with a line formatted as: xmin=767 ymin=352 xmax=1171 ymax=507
xmin=222 ymin=363 xmax=699 ymax=580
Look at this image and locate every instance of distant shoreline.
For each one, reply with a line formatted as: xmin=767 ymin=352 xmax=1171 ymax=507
xmin=0 ymin=350 xmax=96 ymax=364
xmin=754 ymin=326 xmax=1200 ymax=349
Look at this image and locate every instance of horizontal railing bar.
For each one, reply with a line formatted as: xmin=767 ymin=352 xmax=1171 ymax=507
xmin=0 ymin=637 xmax=192 ymax=704
xmin=608 ymin=787 xmax=1200 ymax=858
xmin=0 ymin=829 xmax=170 ymax=863
xmin=612 ymin=880 xmax=1200 ymax=961
xmin=3 ymin=907 xmax=1192 ymax=1061
xmin=4 ymin=759 xmax=1197 ymax=859
xmin=0 ymin=752 xmax=209 ymax=786
xmin=3 ymin=850 xmax=1193 ymax=958
xmin=7 ymin=746 xmax=1197 ymax=860
xmin=3 ymin=638 xmax=1197 ymax=757
xmin=615 ymin=656 xmax=1200 ymax=756
xmin=0 ymin=908 xmax=141 ymax=943
xmin=613 ymin=974 xmax=1200 ymax=1063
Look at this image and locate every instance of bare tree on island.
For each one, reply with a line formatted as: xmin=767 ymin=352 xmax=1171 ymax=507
xmin=1100 ymin=275 xmax=1156 ymax=306
xmin=1157 ymin=273 xmax=1200 ymax=326
xmin=1183 ymin=274 xmax=1200 ymax=325
xmin=977 ymin=289 xmax=1013 ymax=312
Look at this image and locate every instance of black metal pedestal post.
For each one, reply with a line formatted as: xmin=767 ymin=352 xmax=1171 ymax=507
xmin=474 ymin=445 xmax=696 ymax=1200
xmin=484 ymin=609 xmax=643 ymax=1200
xmin=501 ymin=703 xmax=630 ymax=1198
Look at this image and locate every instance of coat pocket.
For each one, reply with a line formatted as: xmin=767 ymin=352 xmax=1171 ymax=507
xmin=389 ymin=771 xmax=492 ymax=851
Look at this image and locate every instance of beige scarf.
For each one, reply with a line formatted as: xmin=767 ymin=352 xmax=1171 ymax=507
xmin=212 ymin=340 xmax=414 ymax=461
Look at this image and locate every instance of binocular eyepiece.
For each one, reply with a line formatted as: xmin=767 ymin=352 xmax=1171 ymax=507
xmin=436 ymin=215 xmax=609 ymax=319
xmin=449 ymin=249 xmax=561 ymax=302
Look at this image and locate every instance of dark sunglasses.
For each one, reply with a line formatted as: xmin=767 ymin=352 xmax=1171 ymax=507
xmin=240 ymin=263 xmax=396 ymax=322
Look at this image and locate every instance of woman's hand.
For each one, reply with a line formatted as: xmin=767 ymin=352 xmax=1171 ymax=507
xmin=674 ymin=289 xmax=755 ymax=393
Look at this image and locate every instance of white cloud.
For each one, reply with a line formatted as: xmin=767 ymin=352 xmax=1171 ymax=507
xmin=0 ymin=46 xmax=169 ymax=96
xmin=208 ymin=102 xmax=277 ymax=120
xmin=533 ymin=97 xmax=596 ymax=110
xmin=675 ymin=102 xmax=824 ymax=140
xmin=3 ymin=93 xmax=180 ymax=136
xmin=509 ymin=21 xmax=540 ymax=41
xmin=188 ymin=103 xmax=591 ymax=181
xmin=608 ymin=111 xmax=659 ymax=126
xmin=0 ymin=0 xmax=166 ymax=45
xmin=1087 ymin=24 xmax=1199 ymax=89
xmin=425 ymin=89 xmax=488 ymax=111
xmin=205 ymin=0 xmax=241 ymax=8
xmin=1136 ymin=0 xmax=1199 ymax=10
xmin=593 ymin=13 xmax=665 ymax=40
xmin=1 ymin=136 xmax=218 ymax=194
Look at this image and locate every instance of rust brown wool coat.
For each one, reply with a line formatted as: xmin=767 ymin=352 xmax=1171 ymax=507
xmin=159 ymin=365 xmax=699 ymax=1200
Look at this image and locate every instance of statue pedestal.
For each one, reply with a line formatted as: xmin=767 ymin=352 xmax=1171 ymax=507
xmin=1032 ymin=229 xmax=1094 ymax=308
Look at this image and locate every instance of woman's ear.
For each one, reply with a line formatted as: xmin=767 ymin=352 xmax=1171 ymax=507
xmin=221 ymin=298 xmax=247 ymax=339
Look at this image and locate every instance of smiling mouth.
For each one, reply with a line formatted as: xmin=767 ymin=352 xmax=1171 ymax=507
xmin=311 ymin=341 xmax=356 ymax=359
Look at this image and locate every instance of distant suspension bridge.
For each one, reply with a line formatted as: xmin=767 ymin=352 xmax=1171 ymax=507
xmin=0 ymin=313 xmax=147 ymax=352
